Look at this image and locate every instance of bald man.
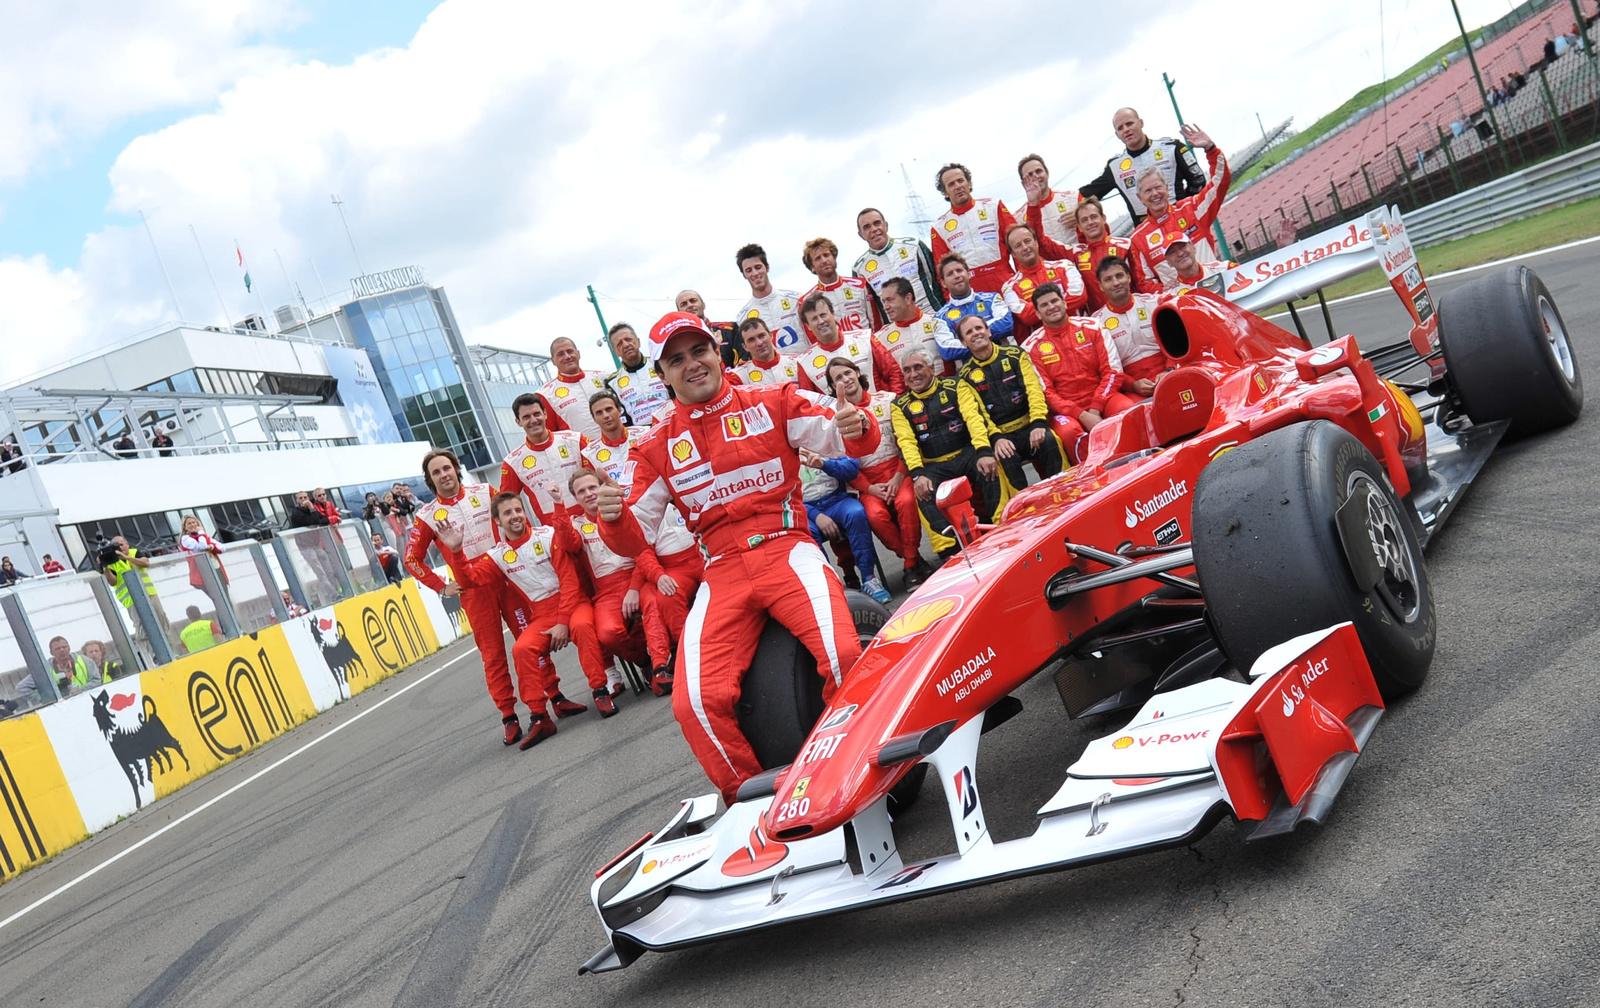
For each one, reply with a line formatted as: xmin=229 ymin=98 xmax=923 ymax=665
xmin=538 ymin=336 xmax=610 ymax=439
xmin=675 ymin=288 xmax=744 ymax=366
xmin=1079 ymin=107 xmax=1209 ymax=222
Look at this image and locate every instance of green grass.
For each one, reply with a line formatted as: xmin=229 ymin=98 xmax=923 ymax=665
xmin=1238 ymin=29 xmax=1487 ymax=186
xmin=1283 ymin=193 xmax=1600 ymax=305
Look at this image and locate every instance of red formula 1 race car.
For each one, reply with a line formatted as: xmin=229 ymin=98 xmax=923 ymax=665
xmin=581 ymin=207 xmax=1583 ymax=973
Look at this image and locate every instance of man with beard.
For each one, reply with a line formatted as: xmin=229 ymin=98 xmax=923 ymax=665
xmin=802 ymin=237 xmax=884 ymax=334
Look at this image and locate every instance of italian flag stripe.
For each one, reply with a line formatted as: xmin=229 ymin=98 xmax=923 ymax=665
xmin=1368 ymin=403 xmax=1387 ymax=422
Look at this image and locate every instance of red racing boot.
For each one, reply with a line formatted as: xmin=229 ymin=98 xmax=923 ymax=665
xmin=651 ymin=665 xmax=674 ymax=697
xmin=593 ymin=685 xmax=619 ymax=718
xmin=520 ymin=713 xmax=557 ymax=750
xmin=501 ymin=713 xmax=523 ymax=746
xmin=551 ymin=694 xmax=589 ymax=718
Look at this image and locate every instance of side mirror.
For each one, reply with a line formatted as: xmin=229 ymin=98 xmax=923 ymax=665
xmin=936 ymin=477 xmax=979 ymax=549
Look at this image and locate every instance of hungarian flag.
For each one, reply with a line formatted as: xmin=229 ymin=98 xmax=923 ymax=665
xmin=236 ymin=241 xmax=252 ymax=293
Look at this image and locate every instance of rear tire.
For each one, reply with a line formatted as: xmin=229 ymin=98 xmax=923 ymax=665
xmin=1437 ymin=265 xmax=1582 ymax=437
xmin=1192 ymin=421 xmax=1435 ymax=699
xmin=738 ymin=589 xmax=890 ymax=770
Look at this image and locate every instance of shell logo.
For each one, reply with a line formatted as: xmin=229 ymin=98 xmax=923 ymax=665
xmin=597 ymin=449 xmax=612 ymax=462
xmin=503 ymin=549 xmax=518 ymax=564
xmin=888 ymin=331 xmax=900 ymax=343
xmin=556 ymin=386 xmax=570 ymax=398
xmin=746 ymin=309 xmax=760 ymax=318
xmin=944 ymin=219 xmax=959 ymax=232
xmin=1113 ymin=736 xmax=1134 ymax=749
xmin=878 ymin=596 xmax=957 ymax=642
xmin=433 ymin=507 xmax=449 ymax=522
xmin=642 ymin=859 xmax=660 ymax=874
xmin=1104 ymin=317 xmax=1120 ymax=330
xmin=1039 ymin=342 xmax=1054 ymax=353
xmin=866 ymin=259 xmax=879 ymax=271
xmin=617 ymin=376 xmax=630 ymax=388
xmin=909 ymin=400 xmax=925 ymax=413
xmin=1019 ymin=278 xmax=1034 ymax=290
xmin=970 ymin=369 xmax=985 ymax=382
xmin=581 ymin=522 xmax=597 ymax=534
xmin=813 ymin=354 xmax=828 ymax=368
xmin=522 ymin=456 xmax=536 ymax=468
xmin=671 ymin=439 xmax=694 ymax=463
xmin=749 ymin=370 xmax=764 ymax=382
xmin=1119 ymin=157 xmax=1134 ymax=170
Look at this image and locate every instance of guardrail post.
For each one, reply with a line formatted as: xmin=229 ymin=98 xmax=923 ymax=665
xmin=1328 ymin=181 xmax=1345 ymax=218
xmin=1 ymin=591 xmax=58 ymax=703
xmin=269 ymin=536 xmax=309 ymax=611
xmin=1538 ymin=67 xmax=1570 ymax=152
xmin=194 ymin=554 xmax=241 ymax=641
xmin=324 ymin=528 xmax=357 ymax=599
xmin=1257 ymin=217 xmax=1270 ymax=246
xmin=121 ymin=570 xmax=175 ymax=666
xmin=249 ymin=543 xmax=290 ymax=624
xmin=1436 ymin=125 xmax=1465 ymax=189
xmin=1301 ymin=193 xmax=1316 ymax=227
xmin=1392 ymin=146 xmax=1419 ymax=207
xmin=1360 ymin=164 xmax=1378 ymax=203
xmin=88 ymin=576 xmax=142 ymax=676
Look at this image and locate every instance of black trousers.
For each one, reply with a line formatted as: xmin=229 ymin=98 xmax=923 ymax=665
xmin=918 ymin=448 xmax=1001 ymax=535
xmin=991 ymin=426 xmax=1062 ymax=489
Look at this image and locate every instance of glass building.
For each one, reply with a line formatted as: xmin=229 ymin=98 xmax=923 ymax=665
xmin=341 ymin=283 xmax=506 ymax=471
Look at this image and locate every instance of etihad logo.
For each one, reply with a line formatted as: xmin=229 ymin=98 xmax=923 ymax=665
xmin=879 ymin=597 xmax=957 ymax=642
xmin=1123 ymin=477 xmax=1189 ymax=528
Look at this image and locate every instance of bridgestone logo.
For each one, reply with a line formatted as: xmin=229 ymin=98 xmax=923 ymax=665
xmin=1123 ymin=477 xmax=1189 ymax=528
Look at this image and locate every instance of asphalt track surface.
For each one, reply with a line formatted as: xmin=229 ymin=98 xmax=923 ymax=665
xmin=3 ymin=243 xmax=1599 ymax=1008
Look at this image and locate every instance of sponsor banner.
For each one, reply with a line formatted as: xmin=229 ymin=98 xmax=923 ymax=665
xmin=0 ymin=715 xmax=88 ymax=879
xmin=323 ymin=345 xmax=404 ymax=444
xmin=279 ymin=581 xmax=442 ymax=703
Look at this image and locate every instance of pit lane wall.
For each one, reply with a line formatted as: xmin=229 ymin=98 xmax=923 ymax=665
xmin=0 ymin=579 xmax=465 ymax=881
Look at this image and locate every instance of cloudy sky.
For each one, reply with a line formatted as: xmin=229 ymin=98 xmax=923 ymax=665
xmin=0 ymin=0 xmax=1525 ymax=382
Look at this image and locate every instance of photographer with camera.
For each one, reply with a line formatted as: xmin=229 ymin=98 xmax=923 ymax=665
xmin=102 ymin=535 xmax=169 ymax=636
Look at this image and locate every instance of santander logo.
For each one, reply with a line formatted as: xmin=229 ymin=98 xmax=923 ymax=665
xmin=1227 ymin=272 xmax=1253 ymax=293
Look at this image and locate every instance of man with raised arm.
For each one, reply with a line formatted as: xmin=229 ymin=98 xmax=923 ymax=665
xmin=735 ymin=243 xmax=806 ymax=354
xmin=888 ymin=346 xmax=1002 ymax=559
xmin=853 ymin=207 xmax=943 ymax=314
xmin=604 ymin=322 xmax=672 ymax=425
xmin=539 ymin=337 xmax=610 ymax=439
xmin=1127 ymin=124 xmax=1231 ymax=289
xmin=1018 ymin=153 xmax=1081 ymax=248
xmin=796 ymin=293 xmax=904 ymax=395
xmin=1079 ymin=108 xmax=1210 ymax=222
xmin=498 ymin=392 xmax=587 ymax=522
xmin=593 ymin=311 xmax=875 ymax=804
xmin=826 ymin=357 xmax=931 ymax=589
xmin=934 ymin=253 xmax=1013 ymax=365
xmin=433 ymin=491 xmax=598 ymax=749
xmin=406 ymin=449 xmax=533 ymax=747
xmin=929 ymin=162 xmax=1020 ymax=294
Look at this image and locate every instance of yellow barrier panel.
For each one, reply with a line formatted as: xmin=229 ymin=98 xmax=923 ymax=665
xmin=0 ymin=716 xmax=88 ymax=880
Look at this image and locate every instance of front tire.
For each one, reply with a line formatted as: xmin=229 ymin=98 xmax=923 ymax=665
xmin=738 ymin=589 xmax=889 ymax=769
xmin=1192 ymin=421 xmax=1435 ymax=699
xmin=1437 ymin=265 xmax=1582 ymax=437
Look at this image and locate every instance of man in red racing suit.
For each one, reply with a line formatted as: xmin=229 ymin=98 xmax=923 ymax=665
xmin=595 ymin=311 xmax=872 ymax=804
xmin=1023 ymin=283 xmax=1139 ymax=463
xmin=405 ymin=449 xmax=535 ymax=746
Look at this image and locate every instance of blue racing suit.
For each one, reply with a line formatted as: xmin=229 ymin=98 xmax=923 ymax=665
xmin=801 ymin=456 xmax=876 ymax=584
xmin=935 ymin=290 xmax=1014 ymax=362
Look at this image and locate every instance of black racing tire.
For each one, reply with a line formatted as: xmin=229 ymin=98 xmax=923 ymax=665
xmin=1437 ymin=265 xmax=1582 ymax=437
xmin=738 ymin=590 xmax=891 ymax=770
xmin=1191 ymin=421 xmax=1435 ymax=699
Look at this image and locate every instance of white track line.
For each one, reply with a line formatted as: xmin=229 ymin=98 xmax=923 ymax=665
xmin=0 ymin=647 xmax=476 ymax=936
xmin=1265 ymin=232 xmax=1600 ymax=320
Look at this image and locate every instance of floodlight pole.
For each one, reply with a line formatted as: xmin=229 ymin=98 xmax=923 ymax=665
xmin=588 ymin=285 xmax=621 ymax=368
xmin=1450 ymin=0 xmax=1513 ymax=169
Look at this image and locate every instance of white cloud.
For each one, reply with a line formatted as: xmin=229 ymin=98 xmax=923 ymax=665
xmin=0 ymin=0 xmax=1535 ymax=382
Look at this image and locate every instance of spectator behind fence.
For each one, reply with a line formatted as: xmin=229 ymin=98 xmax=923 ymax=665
xmin=104 ymin=535 xmax=168 ymax=632
xmin=48 ymin=636 xmax=102 ymax=695
xmin=178 ymin=605 xmax=222 ymax=655
xmin=287 ymin=491 xmax=343 ymax=597
xmin=361 ymin=492 xmax=388 ymax=521
xmin=112 ymin=433 xmax=137 ymax=459
xmin=0 ymin=557 xmax=28 ymax=585
xmin=82 ymin=640 xmax=124 ymax=682
xmin=372 ymin=533 xmax=403 ymax=584
xmin=0 ymin=439 xmax=22 ymax=475
xmin=41 ymin=555 xmax=66 ymax=576
xmin=281 ymin=590 xmax=308 ymax=618
xmin=179 ymin=514 xmax=230 ymax=613
xmin=151 ymin=431 xmax=175 ymax=457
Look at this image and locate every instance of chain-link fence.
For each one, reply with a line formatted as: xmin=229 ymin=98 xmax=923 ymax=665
xmin=1223 ymin=2 xmax=1600 ymax=260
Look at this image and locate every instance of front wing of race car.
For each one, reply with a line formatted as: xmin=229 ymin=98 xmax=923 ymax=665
xmin=580 ymin=623 xmax=1386 ymax=973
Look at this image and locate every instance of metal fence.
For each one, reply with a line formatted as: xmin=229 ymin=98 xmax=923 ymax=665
xmin=1227 ymin=11 xmax=1600 ymax=260
xmin=0 ymin=517 xmax=414 ymax=719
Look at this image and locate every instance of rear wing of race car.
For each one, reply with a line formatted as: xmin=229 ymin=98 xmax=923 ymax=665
xmin=1223 ymin=206 xmax=1442 ymax=376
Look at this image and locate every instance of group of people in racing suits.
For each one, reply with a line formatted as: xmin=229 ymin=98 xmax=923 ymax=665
xmin=401 ymin=106 xmax=1236 ymax=802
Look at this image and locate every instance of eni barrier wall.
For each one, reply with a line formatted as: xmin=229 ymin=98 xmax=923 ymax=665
xmin=0 ymin=579 xmax=465 ymax=880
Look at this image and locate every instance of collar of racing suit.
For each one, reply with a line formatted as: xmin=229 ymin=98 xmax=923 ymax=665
xmin=599 ymin=428 xmax=631 ymax=447
xmin=1124 ymin=137 xmax=1152 ymax=158
xmin=523 ymin=431 xmax=555 ymax=451
xmin=949 ymin=198 xmax=975 ymax=215
xmin=500 ymin=525 xmax=533 ymax=550
xmin=555 ymin=371 xmax=588 ymax=382
xmin=894 ymin=309 xmax=925 ymax=327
